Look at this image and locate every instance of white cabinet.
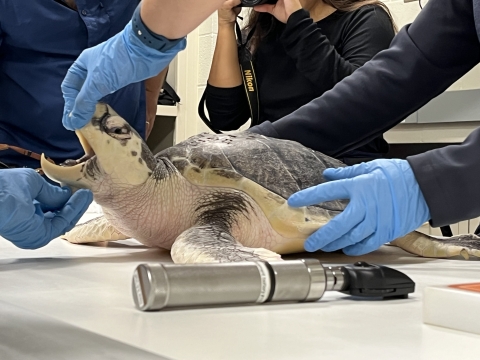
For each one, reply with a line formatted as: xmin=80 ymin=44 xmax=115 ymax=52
xmin=417 ymin=219 xmax=479 ymax=236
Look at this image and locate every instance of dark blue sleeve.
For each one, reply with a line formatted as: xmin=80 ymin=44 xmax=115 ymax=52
xmin=249 ymin=0 xmax=480 ymax=157
xmin=408 ymin=127 xmax=480 ymax=227
xmin=0 ymin=4 xmax=4 ymax=47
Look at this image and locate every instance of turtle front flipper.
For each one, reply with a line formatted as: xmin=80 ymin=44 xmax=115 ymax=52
xmin=62 ymin=216 xmax=129 ymax=244
xmin=391 ymin=231 xmax=480 ymax=259
xmin=171 ymin=225 xmax=282 ymax=264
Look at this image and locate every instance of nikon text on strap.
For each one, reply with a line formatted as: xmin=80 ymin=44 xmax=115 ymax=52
xmin=198 ymin=19 xmax=260 ymax=134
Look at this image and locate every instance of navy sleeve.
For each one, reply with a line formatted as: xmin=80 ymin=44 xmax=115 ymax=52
xmin=281 ymin=6 xmax=394 ymax=88
xmin=249 ymin=0 xmax=480 ymax=157
xmin=0 ymin=5 xmax=4 ymax=47
xmin=204 ymin=84 xmax=251 ymax=130
xmin=407 ymin=128 xmax=480 ymax=227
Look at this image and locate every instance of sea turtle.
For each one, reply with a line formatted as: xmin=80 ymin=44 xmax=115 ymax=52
xmin=41 ymin=104 xmax=480 ymax=262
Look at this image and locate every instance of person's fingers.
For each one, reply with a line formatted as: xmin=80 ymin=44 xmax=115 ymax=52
xmin=62 ymin=62 xmax=88 ymax=130
xmin=320 ymin=220 xmax=375 ymax=252
xmin=48 ymin=189 xmax=94 ymax=236
xmin=19 ymin=169 xmax=69 ymax=210
xmin=342 ymin=233 xmax=384 ymax=256
xmin=323 ymin=163 xmax=370 ymax=181
xmin=8 ymin=202 xmax=52 ymax=249
xmin=34 ymin=183 xmax=72 ymax=210
xmin=12 ymin=190 xmax=93 ymax=249
xmin=320 ymin=197 xmax=376 ymax=252
xmin=288 ymin=179 xmax=351 ymax=207
xmin=303 ymin=204 xmax=365 ymax=252
xmin=68 ymin=74 xmax=105 ymax=130
xmin=227 ymin=0 xmax=241 ymax=7
xmin=62 ymin=47 xmax=106 ymax=130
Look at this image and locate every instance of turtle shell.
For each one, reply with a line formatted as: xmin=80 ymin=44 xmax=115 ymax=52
xmin=157 ymin=132 xmax=348 ymax=238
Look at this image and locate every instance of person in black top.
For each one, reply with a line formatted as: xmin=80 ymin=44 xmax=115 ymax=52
xmin=249 ymin=0 xmax=480 ymax=256
xmin=204 ymin=0 xmax=395 ymax=164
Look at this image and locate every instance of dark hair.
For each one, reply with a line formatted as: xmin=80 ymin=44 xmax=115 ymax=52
xmin=244 ymin=0 xmax=396 ymax=52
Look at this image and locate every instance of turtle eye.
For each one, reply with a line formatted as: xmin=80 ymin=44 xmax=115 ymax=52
xmin=103 ymin=117 xmax=132 ymax=141
xmin=106 ymin=126 xmax=131 ymax=140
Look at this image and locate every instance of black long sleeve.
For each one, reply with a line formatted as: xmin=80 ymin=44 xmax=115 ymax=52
xmin=281 ymin=7 xmax=394 ymax=89
xmin=408 ymin=128 xmax=480 ymax=227
xmin=205 ymin=84 xmax=251 ymax=131
xmin=205 ymin=6 xmax=394 ymax=139
xmin=250 ymin=0 xmax=480 ymax=227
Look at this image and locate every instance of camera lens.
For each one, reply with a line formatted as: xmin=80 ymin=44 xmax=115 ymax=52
xmin=241 ymin=0 xmax=261 ymax=5
xmin=241 ymin=0 xmax=277 ymax=7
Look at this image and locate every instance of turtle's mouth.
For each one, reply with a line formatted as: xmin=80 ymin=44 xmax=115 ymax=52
xmin=60 ymin=131 xmax=96 ymax=167
xmin=41 ymin=130 xmax=96 ymax=187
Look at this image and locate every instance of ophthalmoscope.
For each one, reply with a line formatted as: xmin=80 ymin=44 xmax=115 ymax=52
xmin=132 ymin=259 xmax=415 ymax=311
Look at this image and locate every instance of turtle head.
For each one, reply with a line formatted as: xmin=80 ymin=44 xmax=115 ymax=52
xmin=42 ymin=103 xmax=155 ymax=190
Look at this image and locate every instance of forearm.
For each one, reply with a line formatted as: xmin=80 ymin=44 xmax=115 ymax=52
xmin=145 ymin=66 xmax=169 ymax=139
xmin=208 ymin=24 xmax=242 ymax=87
xmin=141 ymin=0 xmax=226 ymax=39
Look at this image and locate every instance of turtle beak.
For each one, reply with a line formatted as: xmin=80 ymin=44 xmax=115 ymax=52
xmin=40 ymin=129 xmax=95 ymax=187
xmin=76 ymin=130 xmax=95 ymax=159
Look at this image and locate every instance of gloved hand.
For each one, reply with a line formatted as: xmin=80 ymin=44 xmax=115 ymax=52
xmin=62 ymin=20 xmax=186 ymax=130
xmin=0 ymin=169 xmax=93 ymax=249
xmin=288 ymin=159 xmax=431 ymax=256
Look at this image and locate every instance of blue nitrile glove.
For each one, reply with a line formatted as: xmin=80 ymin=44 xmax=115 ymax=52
xmin=62 ymin=16 xmax=186 ymax=130
xmin=0 ymin=169 xmax=93 ymax=249
xmin=288 ymin=159 xmax=431 ymax=256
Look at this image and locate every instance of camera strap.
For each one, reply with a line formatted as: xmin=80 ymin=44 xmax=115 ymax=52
xmin=198 ymin=19 xmax=260 ymax=134
xmin=0 ymin=143 xmax=54 ymax=175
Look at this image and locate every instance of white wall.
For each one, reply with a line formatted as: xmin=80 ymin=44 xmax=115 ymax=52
xmin=384 ymin=0 xmax=480 ymax=91
xmin=174 ymin=1 xmax=480 ymax=143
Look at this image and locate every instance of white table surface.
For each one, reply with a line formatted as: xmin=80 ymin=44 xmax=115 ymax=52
xmin=1 ymin=208 xmax=480 ymax=360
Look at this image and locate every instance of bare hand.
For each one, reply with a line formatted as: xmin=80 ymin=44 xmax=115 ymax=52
xmin=218 ymin=0 xmax=242 ymax=26
xmin=254 ymin=0 xmax=302 ymax=23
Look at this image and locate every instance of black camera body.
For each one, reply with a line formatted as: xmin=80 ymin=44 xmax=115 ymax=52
xmin=240 ymin=0 xmax=278 ymax=7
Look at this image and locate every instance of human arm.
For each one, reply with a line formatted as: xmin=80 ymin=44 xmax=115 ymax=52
xmin=279 ymin=6 xmax=394 ymax=90
xmin=140 ymin=0 xmax=227 ymax=40
xmin=408 ymin=127 xmax=480 ymax=227
xmin=208 ymin=0 xmax=243 ymax=89
xmin=0 ymin=169 xmax=93 ymax=249
xmin=145 ymin=66 xmax=169 ymax=139
xmin=204 ymin=0 xmax=252 ymax=130
xmin=62 ymin=0 xmax=226 ymax=130
xmin=249 ymin=0 xmax=480 ymax=157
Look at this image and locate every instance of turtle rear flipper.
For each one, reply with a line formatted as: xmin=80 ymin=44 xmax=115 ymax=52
xmin=392 ymin=231 xmax=480 ymax=259
xmin=62 ymin=215 xmax=129 ymax=244
xmin=171 ymin=225 xmax=282 ymax=263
